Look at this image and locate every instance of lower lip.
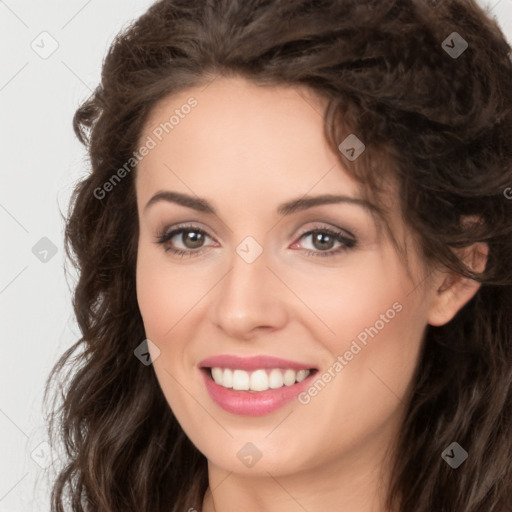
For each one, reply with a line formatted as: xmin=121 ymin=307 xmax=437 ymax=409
xmin=201 ymin=369 xmax=315 ymax=416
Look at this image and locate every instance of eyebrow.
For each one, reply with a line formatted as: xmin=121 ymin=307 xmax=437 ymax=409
xmin=143 ymin=190 xmax=376 ymax=216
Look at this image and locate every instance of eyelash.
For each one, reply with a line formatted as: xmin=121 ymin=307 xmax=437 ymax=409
xmin=153 ymin=223 xmax=357 ymax=259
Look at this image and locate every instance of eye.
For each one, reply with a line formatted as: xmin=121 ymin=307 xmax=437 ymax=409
xmin=154 ymin=224 xmax=357 ymax=259
xmin=153 ymin=224 xmax=215 ymax=258
xmin=292 ymin=227 xmax=356 ymax=258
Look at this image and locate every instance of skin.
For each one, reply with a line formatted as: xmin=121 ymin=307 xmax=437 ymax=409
xmin=134 ymin=76 xmax=486 ymax=512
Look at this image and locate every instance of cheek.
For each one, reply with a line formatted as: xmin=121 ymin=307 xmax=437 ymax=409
xmin=136 ymin=259 xmax=171 ymax=340
xmin=293 ymin=299 xmax=424 ymax=464
xmin=135 ymin=244 xmax=207 ymax=341
xmin=296 ymin=250 xmax=416 ymax=348
xmin=135 ymin=248 xmax=200 ymax=418
xmin=299 ymin=252 xmax=426 ymax=411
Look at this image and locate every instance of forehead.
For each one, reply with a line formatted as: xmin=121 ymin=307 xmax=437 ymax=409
xmin=134 ymin=77 xmax=417 ymax=271
xmin=135 ymin=76 xmax=363 ymax=201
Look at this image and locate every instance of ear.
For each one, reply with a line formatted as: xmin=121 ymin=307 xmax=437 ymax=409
xmin=427 ymin=242 xmax=488 ymax=327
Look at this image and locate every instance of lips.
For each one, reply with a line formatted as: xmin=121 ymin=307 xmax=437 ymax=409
xmin=198 ymin=354 xmax=318 ymax=416
xmin=199 ymin=354 xmax=315 ymax=371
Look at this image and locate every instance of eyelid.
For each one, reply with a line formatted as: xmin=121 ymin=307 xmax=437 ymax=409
xmin=155 ymin=222 xmax=355 ymax=243
xmin=290 ymin=225 xmax=357 ymax=257
xmin=154 ymin=221 xmax=358 ymax=258
xmin=293 ymin=222 xmax=356 ymax=241
xmin=153 ymin=222 xmax=216 ymax=245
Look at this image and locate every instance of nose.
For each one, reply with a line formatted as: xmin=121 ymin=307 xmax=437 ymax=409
xmin=209 ymin=244 xmax=289 ymax=340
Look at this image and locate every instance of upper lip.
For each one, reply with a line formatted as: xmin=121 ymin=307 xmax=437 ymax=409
xmin=198 ymin=355 xmax=316 ymax=371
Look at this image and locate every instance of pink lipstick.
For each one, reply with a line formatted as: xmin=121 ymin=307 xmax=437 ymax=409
xmin=199 ymin=355 xmax=317 ymax=416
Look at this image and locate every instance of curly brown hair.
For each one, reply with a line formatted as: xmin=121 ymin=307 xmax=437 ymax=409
xmin=44 ymin=0 xmax=512 ymax=510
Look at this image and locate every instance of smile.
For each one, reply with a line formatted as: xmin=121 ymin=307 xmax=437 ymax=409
xmin=210 ymin=367 xmax=311 ymax=391
xmin=199 ymin=355 xmax=318 ymax=416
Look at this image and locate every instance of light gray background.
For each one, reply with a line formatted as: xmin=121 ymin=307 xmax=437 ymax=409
xmin=1 ymin=1 xmax=511 ymax=510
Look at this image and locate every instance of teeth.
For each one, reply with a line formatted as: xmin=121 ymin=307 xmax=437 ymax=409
xmin=269 ymin=368 xmax=283 ymax=389
xmin=211 ymin=367 xmax=223 ymax=383
xmin=232 ymin=369 xmax=250 ymax=390
xmin=210 ymin=367 xmax=312 ymax=391
xmin=283 ymin=369 xmax=296 ymax=386
xmin=296 ymin=369 xmax=310 ymax=382
xmin=223 ymin=368 xmax=233 ymax=388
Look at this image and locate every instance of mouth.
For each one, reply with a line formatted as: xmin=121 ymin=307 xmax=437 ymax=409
xmin=203 ymin=366 xmax=316 ymax=392
xmin=198 ymin=355 xmax=318 ymax=416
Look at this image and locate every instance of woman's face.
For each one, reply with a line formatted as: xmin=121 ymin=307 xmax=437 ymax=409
xmin=135 ymin=76 xmax=435 ymax=478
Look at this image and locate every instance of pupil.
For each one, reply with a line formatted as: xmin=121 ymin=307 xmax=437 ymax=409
xmin=313 ymin=231 xmax=334 ymax=250
xmin=184 ymin=231 xmax=203 ymax=249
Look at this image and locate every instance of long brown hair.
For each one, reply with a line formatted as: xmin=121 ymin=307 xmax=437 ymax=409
xmin=44 ymin=0 xmax=512 ymax=510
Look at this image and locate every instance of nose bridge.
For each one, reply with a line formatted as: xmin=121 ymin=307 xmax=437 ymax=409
xmin=210 ymin=238 xmax=288 ymax=338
